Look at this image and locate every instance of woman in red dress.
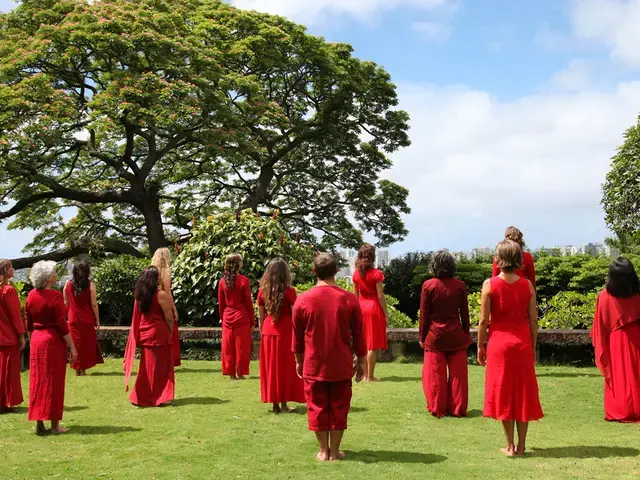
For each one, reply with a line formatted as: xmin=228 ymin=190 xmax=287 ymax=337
xmin=258 ymin=257 xmax=305 ymax=413
xmin=25 ymin=261 xmax=77 ymax=435
xmin=0 ymin=259 xmax=26 ymax=413
xmin=492 ymin=226 xmax=536 ymax=289
xmin=152 ymin=248 xmax=180 ymax=367
xmin=124 ymin=266 xmax=175 ymax=407
xmin=591 ymin=257 xmax=640 ymax=422
xmin=353 ymin=244 xmax=389 ymax=382
xmin=478 ymin=240 xmax=543 ymax=456
xmin=419 ymin=250 xmax=472 ymax=417
xmin=63 ymin=260 xmax=103 ymax=376
xmin=218 ymin=254 xmax=255 ymax=380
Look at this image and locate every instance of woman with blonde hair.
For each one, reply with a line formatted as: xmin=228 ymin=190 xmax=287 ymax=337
xmin=479 ymin=240 xmax=543 ymax=456
xmin=258 ymin=258 xmax=304 ymax=413
xmin=352 ymin=243 xmax=389 ymax=382
xmin=151 ymin=248 xmax=180 ymax=367
xmin=26 ymin=261 xmax=77 ymax=434
xmin=218 ymin=254 xmax=255 ymax=379
xmin=492 ymin=226 xmax=536 ymax=289
xmin=0 ymin=259 xmax=26 ymax=413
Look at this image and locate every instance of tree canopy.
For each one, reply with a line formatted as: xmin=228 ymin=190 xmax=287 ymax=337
xmin=0 ymin=0 xmax=411 ymax=268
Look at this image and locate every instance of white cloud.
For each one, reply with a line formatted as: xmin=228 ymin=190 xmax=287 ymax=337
xmin=385 ymin=81 xmax=640 ymax=251
xmin=412 ymin=21 xmax=452 ymax=42
xmin=548 ymin=59 xmax=594 ymax=92
xmin=230 ymin=0 xmax=451 ymax=24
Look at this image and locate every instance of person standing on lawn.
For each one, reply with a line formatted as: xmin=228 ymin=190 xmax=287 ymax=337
xmin=492 ymin=226 xmax=536 ymax=289
xmin=151 ymin=248 xmax=181 ymax=367
xmin=352 ymin=243 xmax=389 ymax=382
xmin=293 ymin=253 xmax=367 ymax=461
xmin=63 ymin=260 xmax=104 ymax=376
xmin=592 ymin=257 xmax=640 ymax=422
xmin=218 ymin=253 xmax=255 ymax=380
xmin=258 ymin=257 xmax=305 ymax=413
xmin=0 ymin=259 xmax=26 ymax=413
xmin=478 ymin=240 xmax=543 ymax=456
xmin=124 ymin=267 xmax=175 ymax=407
xmin=419 ymin=250 xmax=472 ymax=417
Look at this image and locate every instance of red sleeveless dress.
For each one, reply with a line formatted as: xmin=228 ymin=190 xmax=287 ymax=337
xmin=352 ymin=268 xmax=388 ymax=351
xmin=65 ymin=282 xmax=104 ymax=371
xmin=483 ymin=277 xmax=543 ymax=422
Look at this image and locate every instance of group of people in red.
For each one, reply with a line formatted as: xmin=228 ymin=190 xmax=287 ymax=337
xmin=3 ymin=224 xmax=640 ymax=459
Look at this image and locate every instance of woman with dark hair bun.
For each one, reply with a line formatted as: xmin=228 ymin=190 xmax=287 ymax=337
xmin=63 ymin=260 xmax=103 ymax=376
xmin=419 ymin=250 xmax=472 ymax=417
xmin=592 ymin=257 xmax=640 ymax=422
xmin=123 ymin=267 xmax=176 ymax=407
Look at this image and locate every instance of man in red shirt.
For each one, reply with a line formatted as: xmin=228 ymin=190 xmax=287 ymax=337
xmin=292 ymin=253 xmax=366 ymax=461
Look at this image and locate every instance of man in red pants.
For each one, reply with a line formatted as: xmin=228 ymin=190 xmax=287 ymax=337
xmin=292 ymin=253 xmax=367 ymax=461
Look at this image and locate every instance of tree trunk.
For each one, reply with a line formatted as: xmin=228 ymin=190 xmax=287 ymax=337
xmin=142 ymin=191 xmax=169 ymax=253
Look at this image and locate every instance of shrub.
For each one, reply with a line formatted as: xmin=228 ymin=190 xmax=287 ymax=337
xmin=539 ymin=291 xmax=597 ymax=330
xmin=468 ymin=291 xmax=481 ymax=328
xmin=172 ymin=209 xmax=314 ymax=326
xmin=93 ymin=255 xmax=150 ymax=326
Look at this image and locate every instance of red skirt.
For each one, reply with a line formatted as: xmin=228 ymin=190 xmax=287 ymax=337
xmin=69 ymin=320 xmax=104 ymax=371
xmin=603 ymin=322 xmax=640 ymax=422
xmin=260 ymin=334 xmax=305 ymax=404
xmin=360 ymin=299 xmax=388 ymax=351
xmin=483 ymin=330 xmax=543 ymax=422
xmin=28 ymin=330 xmax=67 ymax=421
xmin=172 ymin=322 xmax=181 ymax=367
xmin=0 ymin=344 xmax=23 ymax=408
xmin=129 ymin=345 xmax=175 ymax=407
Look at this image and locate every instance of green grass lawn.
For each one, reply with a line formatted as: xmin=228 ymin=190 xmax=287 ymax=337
xmin=1 ymin=360 xmax=639 ymax=480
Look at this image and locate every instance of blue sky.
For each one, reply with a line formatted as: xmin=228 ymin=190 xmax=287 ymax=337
xmin=2 ymin=0 xmax=640 ymax=258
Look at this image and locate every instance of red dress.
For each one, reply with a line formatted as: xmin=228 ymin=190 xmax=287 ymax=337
xmin=0 ymin=284 xmax=25 ymax=408
xmin=492 ymin=252 xmax=536 ymax=289
xmin=419 ymin=278 xmax=472 ymax=417
xmin=25 ymin=289 xmax=69 ymax=422
xmin=483 ymin=277 xmax=543 ymax=422
xmin=591 ymin=290 xmax=640 ymax=422
xmin=258 ymin=287 xmax=305 ymax=404
xmin=123 ymin=294 xmax=174 ymax=407
xmin=352 ymin=268 xmax=388 ymax=351
xmin=218 ymin=275 xmax=254 ymax=377
xmin=65 ymin=282 xmax=103 ymax=372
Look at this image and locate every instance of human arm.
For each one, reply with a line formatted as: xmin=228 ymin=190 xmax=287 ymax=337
xmin=528 ymin=280 xmax=538 ymax=361
xmin=164 ymin=277 xmax=179 ymax=322
xmin=5 ymin=287 xmax=26 ymax=350
xmin=491 ymin=257 xmax=499 ymax=277
xmin=527 ymin=255 xmax=537 ymax=291
xmin=257 ymin=290 xmax=265 ymax=331
xmin=292 ymin=301 xmax=306 ymax=378
xmin=351 ymin=300 xmax=367 ymax=383
xmin=460 ymin=287 xmax=471 ymax=334
xmin=376 ymin=282 xmax=390 ymax=327
xmin=218 ymin=281 xmax=226 ymax=324
xmin=90 ymin=282 xmax=100 ymax=330
xmin=243 ymin=280 xmax=256 ymax=327
xmin=477 ymin=280 xmax=491 ymax=366
xmin=54 ymin=293 xmax=77 ymax=363
xmin=63 ymin=282 xmax=69 ymax=308
xmin=353 ymin=282 xmax=360 ymax=299
xmin=158 ymin=290 xmax=175 ymax=333
xmin=418 ymin=284 xmax=431 ymax=348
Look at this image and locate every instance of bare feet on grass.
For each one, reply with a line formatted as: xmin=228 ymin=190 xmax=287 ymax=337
xmin=316 ymin=451 xmax=329 ymax=461
xmin=500 ymin=447 xmax=517 ymax=457
xmin=330 ymin=452 xmax=345 ymax=461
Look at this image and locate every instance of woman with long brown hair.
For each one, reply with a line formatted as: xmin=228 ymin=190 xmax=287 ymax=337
xmin=151 ymin=248 xmax=180 ymax=367
xmin=258 ymin=258 xmax=305 ymax=413
xmin=0 ymin=259 xmax=26 ymax=413
xmin=218 ymin=254 xmax=255 ymax=380
xmin=63 ymin=260 xmax=104 ymax=376
xmin=352 ymin=244 xmax=389 ymax=382
xmin=124 ymin=266 xmax=175 ymax=407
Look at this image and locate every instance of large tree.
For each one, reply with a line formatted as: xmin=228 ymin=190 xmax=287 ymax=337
xmin=0 ymin=0 xmax=410 ymax=268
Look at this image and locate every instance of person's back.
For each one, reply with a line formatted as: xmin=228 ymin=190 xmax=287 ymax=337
xmin=353 ymin=268 xmax=382 ymax=301
xmin=219 ymin=275 xmax=253 ymax=327
xmin=489 ymin=276 xmax=531 ymax=338
xmin=65 ymin=283 xmax=93 ymax=325
xmin=136 ymin=293 xmax=171 ymax=347
xmin=422 ymin=277 xmax=471 ymax=351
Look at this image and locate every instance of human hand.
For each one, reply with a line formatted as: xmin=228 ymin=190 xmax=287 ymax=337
xmin=19 ymin=335 xmax=26 ymax=352
xmin=477 ymin=347 xmax=486 ymax=367
xmin=95 ymin=322 xmax=100 ymax=331
xmin=419 ymin=341 xmax=424 ymax=349
xmin=355 ymin=360 xmax=366 ymax=383
xmin=296 ymin=362 xmax=303 ymax=379
xmin=69 ymin=346 xmax=78 ymax=364
xmin=385 ymin=314 xmax=390 ymax=327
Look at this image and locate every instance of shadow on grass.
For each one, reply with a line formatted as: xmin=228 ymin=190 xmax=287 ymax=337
xmin=383 ymin=376 xmax=422 ymax=383
xmin=350 ymin=406 xmax=368 ymax=413
xmin=65 ymin=406 xmax=89 ymax=412
xmin=531 ymin=446 xmax=640 ymax=459
xmin=69 ymin=425 xmax=142 ymax=435
xmin=536 ymin=372 xmax=600 ymax=378
xmin=172 ymin=397 xmax=230 ymax=407
xmin=175 ymin=368 xmax=220 ymax=374
xmin=89 ymin=372 xmax=124 ymax=377
xmin=344 ymin=450 xmax=447 ymax=464
xmin=466 ymin=409 xmax=483 ymax=418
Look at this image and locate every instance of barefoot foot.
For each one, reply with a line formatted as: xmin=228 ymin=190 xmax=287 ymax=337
xmin=51 ymin=426 xmax=68 ymax=435
xmin=272 ymin=404 xmax=282 ymax=414
xmin=237 ymin=375 xmax=246 ymax=380
xmin=500 ymin=447 xmax=517 ymax=457
xmin=316 ymin=451 xmax=329 ymax=462
xmin=330 ymin=452 xmax=345 ymax=461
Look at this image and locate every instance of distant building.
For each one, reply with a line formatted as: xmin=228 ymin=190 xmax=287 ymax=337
xmin=558 ymin=245 xmax=580 ymax=256
xmin=471 ymin=247 xmax=492 ymax=258
xmin=336 ymin=248 xmax=390 ymax=281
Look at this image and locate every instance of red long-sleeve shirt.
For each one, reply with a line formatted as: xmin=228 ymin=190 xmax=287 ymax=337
xmin=25 ymin=289 xmax=69 ymax=336
xmin=292 ymin=285 xmax=366 ymax=382
xmin=492 ymin=251 xmax=536 ymax=289
xmin=218 ymin=275 xmax=255 ymax=328
xmin=0 ymin=284 xmax=25 ymax=346
xmin=419 ymin=278 xmax=472 ymax=352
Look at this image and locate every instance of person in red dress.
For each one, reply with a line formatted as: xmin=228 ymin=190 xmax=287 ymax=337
xmin=419 ymin=250 xmax=472 ymax=418
xmin=0 ymin=259 xmax=26 ymax=413
xmin=293 ymin=253 xmax=367 ymax=462
xmin=478 ymin=240 xmax=543 ymax=456
xmin=352 ymin=244 xmax=389 ymax=382
xmin=63 ymin=260 xmax=104 ymax=376
xmin=491 ymin=226 xmax=536 ymax=289
xmin=258 ymin=257 xmax=305 ymax=413
xmin=218 ymin=254 xmax=255 ymax=380
xmin=25 ymin=261 xmax=77 ymax=435
xmin=592 ymin=257 xmax=640 ymax=422
xmin=124 ymin=266 xmax=175 ymax=407
xmin=152 ymin=248 xmax=180 ymax=367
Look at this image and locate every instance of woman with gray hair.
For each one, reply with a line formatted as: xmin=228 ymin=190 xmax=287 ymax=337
xmin=25 ymin=261 xmax=77 ymax=435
